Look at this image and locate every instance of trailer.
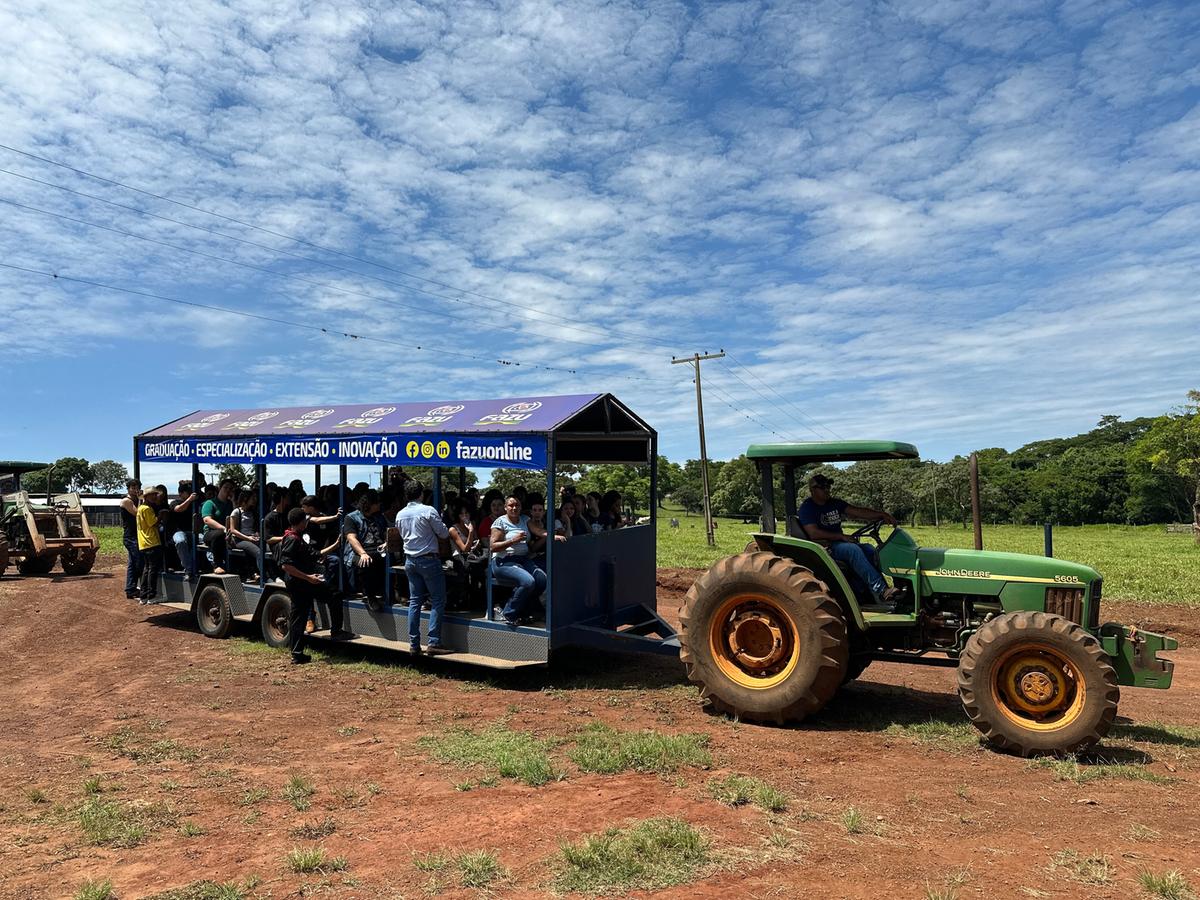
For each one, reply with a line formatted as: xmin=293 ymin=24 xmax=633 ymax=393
xmin=134 ymin=394 xmax=676 ymax=669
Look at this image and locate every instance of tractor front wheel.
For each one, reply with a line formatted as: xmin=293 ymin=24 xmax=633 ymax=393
xmin=957 ymin=612 xmax=1119 ymax=756
xmin=678 ymin=551 xmax=847 ymax=724
xmin=59 ymin=547 xmax=97 ymax=576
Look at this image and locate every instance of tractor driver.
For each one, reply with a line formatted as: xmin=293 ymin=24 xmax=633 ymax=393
xmin=798 ymin=473 xmax=901 ymax=606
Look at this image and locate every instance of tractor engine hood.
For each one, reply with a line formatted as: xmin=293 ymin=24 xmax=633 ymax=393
xmin=915 ymin=547 xmax=1099 ymax=589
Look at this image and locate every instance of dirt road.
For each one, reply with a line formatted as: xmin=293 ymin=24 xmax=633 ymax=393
xmin=1 ymin=562 xmax=1197 ymax=899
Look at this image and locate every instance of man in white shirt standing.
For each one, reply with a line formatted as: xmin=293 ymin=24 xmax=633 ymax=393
xmin=397 ymin=480 xmax=452 ymax=655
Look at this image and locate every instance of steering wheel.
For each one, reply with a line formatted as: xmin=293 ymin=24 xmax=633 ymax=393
xmin=848 ymin=520 xmax=887 ymax=549
xmin=53 ymin=499 xmax=71 ymax=511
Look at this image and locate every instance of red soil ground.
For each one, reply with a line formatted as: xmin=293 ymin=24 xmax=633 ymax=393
xmin=0 ymin=561 xmax=1197 ymax=899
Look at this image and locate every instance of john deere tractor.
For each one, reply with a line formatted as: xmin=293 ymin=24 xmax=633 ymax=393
xmin=678 ymin=442 xmax=1177 ymax=756
xmin=0 ymin=461 xmax=99 ymax=576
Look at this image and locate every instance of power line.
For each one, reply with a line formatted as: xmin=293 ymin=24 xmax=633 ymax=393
xmin=0 ymin=144 xmax=685 ymax=350
xmin=0 ymin=261 xmax=669 ymax=384
xmin=0 ymin=195 xmax=650 ymax=355
xmin=724 ymin=352 xmax=842 ymax=439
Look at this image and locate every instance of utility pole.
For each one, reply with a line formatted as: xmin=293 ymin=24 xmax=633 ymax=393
xmin=672 ymin=350 xmax=725 ymax=546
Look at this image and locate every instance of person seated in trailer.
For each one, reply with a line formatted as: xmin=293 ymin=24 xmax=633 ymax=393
xmin=554 ymin=498 xmax=577 ymax=540
xmin=489 ymin=495 xmax=547 ymax=628
xmin=562 ymin=488 xmax=591 ymax=535
xmin=343 ymin=489 xmax=389 ymax=611
xmin=478 ymin=493 xmax=504 ymax=542
xmin=442 ymin=490 xmax=459 ymax=522
xmin=227 ymin=489 xmax=262 ymax=582
xmin=136 ymin=487 xmax=164 ymax=604
xmin=397 ymin=480 xmax=453 ymax=655
xmin=797 ymin=473 xmax=901 ymax=607
xmin=200 ymin=479 xmax=235 ymax=574
xmin=169 ymin=480 xmax=199 ymax=576
xmin=262 ymin=488 xmax=292 ymax=578
xmin=583 ymin=492 xmax=602 ymax=528
xmin=448 ymin=501 xmax=482 ymax=559
xmin=596 ymin=490 xmax=624 ymax=531
xmin=287 ymin=479 xmax=305 ymax=505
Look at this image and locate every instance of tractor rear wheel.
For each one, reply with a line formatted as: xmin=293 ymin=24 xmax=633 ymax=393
xmin=18 ymin=553 xmax=55 ymax=576
xmin=0 ymin=534 xmax=8 ymax=576
xmin=678 ymin=551 xmax=847 ymax=724
xmin=59 ymin=546 xmax=97 ymax=575
xmin=957 ymin=611 xmax=1119 ymax=756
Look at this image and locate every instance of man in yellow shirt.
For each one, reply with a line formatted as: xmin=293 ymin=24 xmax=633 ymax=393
xmin=136 ymin=487 xmax=164 ymax=604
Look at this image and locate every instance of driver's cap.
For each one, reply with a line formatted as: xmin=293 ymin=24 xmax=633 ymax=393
xmin=808 ymin=473 xmax=833 ymax=489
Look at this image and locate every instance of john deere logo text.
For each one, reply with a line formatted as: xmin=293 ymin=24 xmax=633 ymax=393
xmin=334 ymin=406 xmax=397 ymax=429
xmin=178 ymin=413 xmax=230 ymax=432
xmin=404 ymin=404 xmax=465 ymax=427
xmin=933 ymin=569 xmax=992 ymax=579
xmin=222 ymin=411 xmax=280 ymax=430
xmin=275 ymin=409 xmax=336 ymax=429
xmin=475 ymin=400 xmax=543 ymax=426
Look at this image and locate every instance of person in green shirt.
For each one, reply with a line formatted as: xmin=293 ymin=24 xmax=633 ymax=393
xmin=200 ymin=478 xmax=236 ymax=574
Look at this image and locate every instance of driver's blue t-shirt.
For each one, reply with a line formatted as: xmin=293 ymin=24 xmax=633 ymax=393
xmin=797 ymin=497 xmax=848 ymax=536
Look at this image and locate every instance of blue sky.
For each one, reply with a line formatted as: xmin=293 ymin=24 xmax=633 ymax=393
xmin=1 ymin=0 xmax=1198 ymax=478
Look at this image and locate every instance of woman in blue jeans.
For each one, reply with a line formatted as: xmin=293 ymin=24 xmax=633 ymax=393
xmin=489 ymin=496 xmax=546 ymax=627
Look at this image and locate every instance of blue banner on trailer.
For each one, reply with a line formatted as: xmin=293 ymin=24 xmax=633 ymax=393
xmin=137 ymin=433 xmax=547 ymax=469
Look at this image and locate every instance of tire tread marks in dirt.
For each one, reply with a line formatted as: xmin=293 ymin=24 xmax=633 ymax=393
xmin=957 ymin=611 xmax=1120 ymax=757
xmin=679 ymin=551 xmax=848 ymax=724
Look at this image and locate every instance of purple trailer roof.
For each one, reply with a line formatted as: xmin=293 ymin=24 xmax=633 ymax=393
xmin=140 ymin=394 xmax=605 ymax=438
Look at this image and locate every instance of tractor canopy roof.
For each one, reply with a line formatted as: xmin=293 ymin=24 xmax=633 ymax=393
xmin=0 ymin=461 xmax=51 ymax=475
xmin=746 ymin=441 xmax=919 ymax=464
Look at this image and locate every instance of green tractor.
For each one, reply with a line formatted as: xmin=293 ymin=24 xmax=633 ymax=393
xmin=678 ymin=442 xmax=1177 ymax=756
xmin=0 ymin=461 xmax=100 ymax=576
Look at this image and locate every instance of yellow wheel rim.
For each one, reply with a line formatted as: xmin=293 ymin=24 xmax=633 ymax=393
xmin=708 ymin=593 xmax=800 ymax=690
xmin=990 ymin=643 xmax=1086 ymax=732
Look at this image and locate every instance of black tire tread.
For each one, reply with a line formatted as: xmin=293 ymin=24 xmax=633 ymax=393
xmin=957 ymin=611 xmax=1119 ymax=756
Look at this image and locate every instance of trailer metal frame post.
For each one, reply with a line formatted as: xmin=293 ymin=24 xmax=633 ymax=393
xmin=545 ymin=439 xmax=555 ymax=632
xmin=782 ymin=464 xmax=796 ymax=537
xmin=132 ymin=438 xmax=140 ymax=483
xmin=338 ymin=465 xmax=347 ymax=594
xmin=458 ymin=466 xmax=465 ymax=494
xmin=190 ymin=463 xmax=201 ymax=579
xmin=314 ymin=465 xmax=321 ymax=493
xmin=649 ymin=433 xmax=658 ymax=524
xmin=256 ymin=464 xmax=267 ymax=583
xmin=969 ymin=452 xmax=983 ymax=551
xmin=433 ymin=467 xmax=442 ymax=513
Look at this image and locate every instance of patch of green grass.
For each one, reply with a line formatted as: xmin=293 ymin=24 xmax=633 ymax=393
xmin=569 ymin=723 xmax=711 ymax=775
xmin=1030 ymin=754 xmax=1170 ymax=784
xmin=26 ymin=787 xmax=47 ymax=804
xmin=457 ymin=850 xmax=506 ymax=889
xmin=1113 ymin=721 xmax=1200 ymax=748
xmin=285 ymin=846 xmax=347 ymax=874
xmin=237 ymin=786 xmax=270 ymax=806
xmin=290 ymin=817 xmax=337 ymax=839
xmin=142 ymin=880 xmax=248 ymax=900
xmin=80 ymin=777 xmax=103 ymax=796
xmin=883 ymin=719 xmax=979 ymax=749
xmin=1129 ymin=823 xmax=1161 ymax=841
xmin=282 ymin=774 xmax=315 ymax=811
xmin=706 ymin=775 xmax=788 ymax=812
xmin=180 ymin=821 xmax=206 ymax=837
xmin=413 ymin=852 xmax=449 ymax=872
xmin=557 ymin=817 xmax=709 ymax=893
xmin=74 ymin=879 xmax=115 ymax=900
xmin=102 ymin=726 xmax=199 ymax=765
xmin=78 ymin=797 xmax=177 ymax=848
xmin=418 ymin=726 xmax=558 ymax=787
xmin=161 ymin=779 xmax=181 ymax=792
xmin=841 ymin=806 xmax=864 ymax=835
xmin=1138 ymin=869 xmax=1196 ymax=900
xmin=336 ymin=725 xmax=361 ymax=737
xmin=1049 ymin=849 xmax=1115 ymax=885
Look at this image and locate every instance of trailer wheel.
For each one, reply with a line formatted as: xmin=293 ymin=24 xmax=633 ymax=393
xmin=196 ymin=584 xmax=233 ymax=638
xmin=59 ymin=547 xmax=97 ymax=576
xmin=679 ymin=551 xmax=847 ymax=724
xmin=18 ymin=553 xmax=55 ymax=576
xmin=957 ymin=612 xmax=1119 ymax=756
xmin=260 ymin=591 xmax=293 ymax=648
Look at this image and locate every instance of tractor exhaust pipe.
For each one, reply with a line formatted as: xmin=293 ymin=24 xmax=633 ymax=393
xmin=969 ymin=452 xmax=983 ymax=551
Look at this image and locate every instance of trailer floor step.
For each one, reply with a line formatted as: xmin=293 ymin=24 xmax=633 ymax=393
xmin=307 ymin=629 xmax=545 ymax=669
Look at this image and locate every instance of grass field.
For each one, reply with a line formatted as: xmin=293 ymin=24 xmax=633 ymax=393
xmin=95 ymin=515 xmax=1198 ymax=607
xmin=655 ymin=510 xmax=1199 ymax=607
